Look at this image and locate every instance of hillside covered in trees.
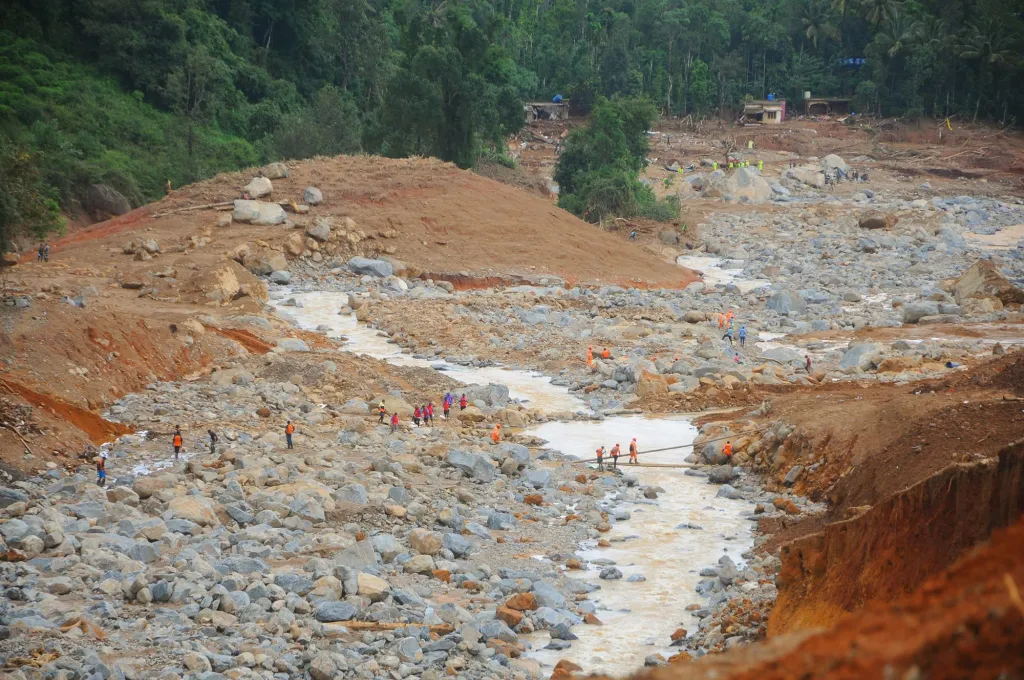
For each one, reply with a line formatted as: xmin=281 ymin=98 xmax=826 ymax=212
xmin=0 ymin=0 xmax=1022 ymax=246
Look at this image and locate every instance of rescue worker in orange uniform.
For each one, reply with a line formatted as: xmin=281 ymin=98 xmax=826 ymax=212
xmin=723 ymin=441 xmax=733 ymax=460
xmin=491 ymin=423 xmax=502 ymax=444
xmin=285 ymin=421 xmax=295 ymax=449
xmin=595 ymin=446 xmax=605 ymax=471
xmin=587 ymin=346 xmax=594 ymax=368
xmin=629 ymin=438 xmax=638 ymax=464
xmin=610 ymin=443 xmax=621 ymax=468
xmin=172 ymin=427 xmax=183 ymax=459
xmin=601 ymin=348 xmax=611 ymax=359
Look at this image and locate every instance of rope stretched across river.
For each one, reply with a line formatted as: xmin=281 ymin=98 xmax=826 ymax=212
xmin=573 ymin=424 xmax=775 ymax=465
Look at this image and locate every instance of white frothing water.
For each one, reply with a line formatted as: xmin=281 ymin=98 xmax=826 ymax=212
xmin=270 ymin=290 xmax=586 ymax=413
xmin=524 ymin=416 xmax=755 ymax=677
xmin=676 ymin=256 xmax=770 ymax=294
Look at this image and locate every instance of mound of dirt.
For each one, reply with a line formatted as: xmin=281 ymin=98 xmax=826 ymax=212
xmin=142 ymin=156 xmax=695 ymax=287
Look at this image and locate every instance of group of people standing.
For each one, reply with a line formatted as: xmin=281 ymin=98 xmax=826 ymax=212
xmin=377 ymin=391 xmax=471 ymax=432
xmin=594 ymin=439 xmax=640 ymax=471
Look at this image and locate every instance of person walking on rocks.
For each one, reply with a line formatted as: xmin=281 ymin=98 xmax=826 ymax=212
xmin=96 ymin=452 xmax=107 ymax=487
xmin=426 ymin=402 xmax=435 ymax=425
xmin=285 ymin=420 xmax=295 ymax=449
xmin=443 ymin=395 xmax=452 ymax=420
xmin=601 ymin=348 xmax=611 ymax=360
xmin=459 ymin=394 xmax=468 ymax=410
xmin=595 ymin=446 xmax=605 ymax=471
xmin=413 ymin=406 xmax=422 ymax=427
xmin=491 ymin=423 xmax=502 ymax=444
xmin=717 ymin=313 xmax=725 ymax=330
xmin=378 ymin=401 xmax=387 ymax=424
xmin=629 ymin=438 xmax=638 ymax=464
xmin=726 ymin=309 xmax=734 ymax=326
xmin=722 ymin=326 xmax=734 ymax=345
xmin=172 ymin=427 xmax=183 ymax=460
xmin=587 ymin=346 xmax=594 ymax=368
xmin=739 ymin=325 xmax=747 ymax=348
xmin=610 ymin=443 xmax=621 ymax=468
xmin=723 ymin=441 xmax=733 ymax=461
xmin=390 ymin=412 xmax=399 ymax=433
xmin=805 ymin=355 xmax=812 ymax=372
xmin=208 ymin=429 xmax=217 ymax=455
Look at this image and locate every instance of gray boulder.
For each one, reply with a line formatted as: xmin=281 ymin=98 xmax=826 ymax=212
xmin=304 ymin=187 xmax=323 ymax=206
xmin=838 ymin=343 xmax=882 ymax=370
xmin=347 ymin=257 xmax=393 ymax=278
xmin=315 ymin=601 xmax=358 ymax=622
xmin=902 ymin=302 xmax=940 ymax=324
xmin=765 ymin=288 xmax=807 ymax=315
xmin=446 ymin=450 xmax=495 ymax=482
xmin=84 ymin=184 xmax=131 ymax=220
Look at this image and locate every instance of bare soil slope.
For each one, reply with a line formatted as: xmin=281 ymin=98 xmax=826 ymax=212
xmin=86 ymin=155 xmax=692 ymax=287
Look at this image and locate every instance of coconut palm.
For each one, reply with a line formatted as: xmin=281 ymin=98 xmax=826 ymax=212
xmin=958 ymin=19 xmax=1020 ymax=120
xmin=800 ymin=0 xmax=838 ymax=49
xmin=860 ymin=0 xmax=900 ymax=25
xmin=870 ymin=10 xmax=922 ymax=59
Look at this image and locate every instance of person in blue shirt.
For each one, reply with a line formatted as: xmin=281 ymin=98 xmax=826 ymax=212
xmin=739 ymin=325 xmax=747 ymax=348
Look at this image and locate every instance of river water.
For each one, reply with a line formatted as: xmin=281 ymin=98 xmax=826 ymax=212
xmin=272 ymin=289 xmax=755 ymax=677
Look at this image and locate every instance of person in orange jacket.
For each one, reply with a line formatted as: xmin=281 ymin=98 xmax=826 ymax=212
xmin=628 ymin=438 xmax=638 ymax=464
xmin=723 ymin=441 xmax=733 ymax=460
xmin=610 ymin=443 xmax=620 ymax=468
xmin=285 ymin=421 xmax=295 ymax=449
xmin=601 ymin=348 xmax=611 ymax=359
xmin=587 ymin=346 xmax=594 ymax=368
xmin=172 ymin=427 xmax=183 ymax=459
xmin=491 ymin=423 xmax=502 ymax=444
xmin=595 ymin=446 xmax=605 ymax=471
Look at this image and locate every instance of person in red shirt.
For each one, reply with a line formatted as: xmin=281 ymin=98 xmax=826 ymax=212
xmin=459 ymin=394 xmax=468 ymax=410
xmin=390 ymin=412 xmax=399 ymax=432
xmin=426 ymin=402 xmax=434 ymax=425
xmin=413 ymin=406 xmax=422 ymax=426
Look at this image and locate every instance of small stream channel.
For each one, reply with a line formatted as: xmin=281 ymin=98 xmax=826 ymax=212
xmin=273 ymin=289 xmax=756 ymax=677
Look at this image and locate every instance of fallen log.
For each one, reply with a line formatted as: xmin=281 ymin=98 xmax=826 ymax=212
xmin=152 ymin=201 xmax=234 ymax=218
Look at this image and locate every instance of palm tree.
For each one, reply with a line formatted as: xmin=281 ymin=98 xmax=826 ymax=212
xmin=958 ymin=19 xmax=1020 ymax=121
xmin=860 ymin=0 xmax=899 ymax=25
xmin=830 ymin=0 xmax=853 ymax=47
xmin=871 ymin=10 xmax=921 ymax=59
xmin=800 ymin=0 xmax=838 ymax=49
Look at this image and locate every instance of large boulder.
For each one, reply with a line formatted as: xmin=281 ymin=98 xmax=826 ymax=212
xmin=165 ymin=496 xmax=219 ymax=527
xmin=820 ymin=154 xmax=849 ymax=173
xmin=838 ymin=343 xmax=882 ymax=371
xmin=304 ymin=187 xmax=323 ymax=206
xmin=463 ymin=383 xmax=510 ymax=407
xmin=785 ymin=167 xmax=825 ymax=189
xmin=723 ymin=167 xmax=773 ymax=203
xmin=371 ymin=395 xmax=413 ymax=417
xmin=951 ymin=259 xmax=1024 ymax=305
xmin=243 ymin=250 xmax=288 ymax=276
xmin=447 ymin=450 xmax=495 ymax=482
xmin=263 ymin=162 xmax=289 ymax=179
xmin=858 ymin=212 xmax=898 ymax=230
xmin=902 ymin=301 xmax=940 ymax=324
xmin=233 ymin=200 xmax=287 ymax=226
xmin=306 ymin=218 xmax=331 ymax=242
xmin=84 ymin=184 xmax=131 ymax=220
xmin=765 ymin=288 xmax=807 ymax=315
xmin=348 ymin=257 xmax=393 ymax=278
xmin=243 ymin=177 xmax=273 ymax=198
xmin=635 ymin=371 xmax=668 ymax=397
xmin=184 ymin=260 xmax=268 ymax=305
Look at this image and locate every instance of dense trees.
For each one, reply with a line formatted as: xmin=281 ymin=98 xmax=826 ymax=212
xmin=0 ymin=0 xmax=1022 ymax=240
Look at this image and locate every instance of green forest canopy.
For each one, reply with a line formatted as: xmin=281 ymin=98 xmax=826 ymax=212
xmin=0 ymin=0 xmax=1021 ymax=244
